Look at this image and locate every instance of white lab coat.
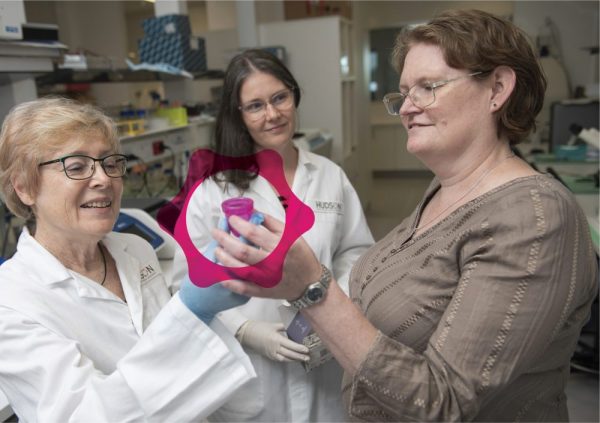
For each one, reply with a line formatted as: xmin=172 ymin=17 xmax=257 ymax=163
xmin=0 ymin=228 xmax=255 ymax=423
xmin=172 ymin=149 xmax=374 ymax=422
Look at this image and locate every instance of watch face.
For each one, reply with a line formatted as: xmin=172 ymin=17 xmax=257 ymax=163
xmin=306 ymin=285 xmax=324 ymax=303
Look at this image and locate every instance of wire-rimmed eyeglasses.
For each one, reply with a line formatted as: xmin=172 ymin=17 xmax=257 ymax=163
xmin=383 ymin=72 xmax=483 ymax=115
xmin=238 ymin=88 xmax=295 ymax=122
xmin=38 ymin=154 xmax=128 ymax=180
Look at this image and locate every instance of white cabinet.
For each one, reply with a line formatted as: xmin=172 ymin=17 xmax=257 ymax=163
xmin=258 ymin=16 xmax=356 ymax=165
xmin=0 ymin=40 xmax=66 ymax=122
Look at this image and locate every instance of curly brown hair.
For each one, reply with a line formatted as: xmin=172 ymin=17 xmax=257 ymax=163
xmin=392 ymin=9 xmax=547 ymax=144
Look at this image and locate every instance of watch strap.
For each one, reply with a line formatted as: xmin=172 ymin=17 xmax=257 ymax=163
xmin=289 ymin=264 xmax=331 ymax=310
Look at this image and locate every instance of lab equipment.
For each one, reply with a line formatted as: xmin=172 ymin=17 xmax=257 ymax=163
xmin=114 ymin=208 xmax=177 ymax=261
xmin=569 ymin=124 xmax=600 ymax=150
xmin=301 ymin=333 xmax=333 ymax=372
xmin=550 ymin=101 xmax=599 ymax=151
xmin=555 ymin=145 xmax=588 ymax=161
xmin=280 ymin=306 xmax=333 ymax=372
xmin=0 ymin=1 xmax=25 ymax=40
xmin=292 ymin=129 xmax=333 ymax=159
xmin=221 ymin=197 xmax=253 ymax=236
xmin=114 ymin=211 xmax=163 ymax=250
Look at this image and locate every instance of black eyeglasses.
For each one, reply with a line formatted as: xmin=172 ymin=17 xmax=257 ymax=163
xmin=38 ymin=154 xmax=128 ymax=180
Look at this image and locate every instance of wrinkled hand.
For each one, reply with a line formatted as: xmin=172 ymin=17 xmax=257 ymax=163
xmin=236 ymin=320 xmax=310 ymax=362
xmin=211 ymin=213 xmax=322 ymax=301
xmin=178 ymin=276 xmax=249 ymax=324
xmin=204 ymin=212 xmax=264 ymax=262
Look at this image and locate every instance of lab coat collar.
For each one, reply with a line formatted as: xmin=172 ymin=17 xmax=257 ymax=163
xmin=14 ymin=228 xmax=74 ymax=286
xmin=15 ymin=228 xmax=146 ymax=334
xmin=16 ymin=228 xmax=131 ymax=286
xmin=297 ymin=148 xmax=319 ymax=173
xmin=291 ymin=148 xmax=317 ymax=200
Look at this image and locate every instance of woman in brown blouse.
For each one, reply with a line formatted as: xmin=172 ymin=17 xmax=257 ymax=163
xmin=212 ymin=9 xmax=598 ymax=422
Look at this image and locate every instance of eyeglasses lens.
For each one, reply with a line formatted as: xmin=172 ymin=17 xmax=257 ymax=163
xmin=102 ymin=155 xmax=127 ymax=177
xmin=383 ymin=85 xmax=437 ymax=115
xmin=411 ymin=85 xmax=434 ymax=109
xmin=242 ymin=90 xmax=294 ymax=121
xmin=64 ymin=156 xmax=94 ymax=179
xmin=384 ymin=95 xmax=404 ymax=115
xmin=63 ymin=155 xmax=126 ymax=180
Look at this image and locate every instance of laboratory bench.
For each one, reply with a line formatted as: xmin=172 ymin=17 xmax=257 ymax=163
xmin=527 ymin=152 xmax=599 ymax=253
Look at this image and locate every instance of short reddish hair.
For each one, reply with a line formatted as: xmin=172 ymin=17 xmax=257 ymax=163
xmin=392 ymin=9 xmax=547 ymax=144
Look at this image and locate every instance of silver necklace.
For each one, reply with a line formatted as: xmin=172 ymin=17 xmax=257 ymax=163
xmin=416 ymin=154 xmax=515 ymax=231
xmin=98 ymin=243 xmax=107 ymax=286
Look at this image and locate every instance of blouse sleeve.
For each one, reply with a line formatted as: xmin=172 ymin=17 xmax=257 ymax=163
xmin=347 ymin=183 xmax=598 ymax=421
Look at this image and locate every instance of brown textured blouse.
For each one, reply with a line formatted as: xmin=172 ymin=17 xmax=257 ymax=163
xmin=342 ymin=174 xmax=597 ymax=422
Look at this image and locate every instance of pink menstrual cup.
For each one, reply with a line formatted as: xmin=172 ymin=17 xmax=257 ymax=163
xmin=221 ymin=197 xmax=254 ymax=236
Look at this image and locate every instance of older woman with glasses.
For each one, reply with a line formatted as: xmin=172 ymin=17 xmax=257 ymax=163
xmin=172 ymin=49 xmax=374 ymax=422
xmin=212 ymin=10 xmax=597 ymax=422
xmin=0 ymin=97 xmax=255 ymax=422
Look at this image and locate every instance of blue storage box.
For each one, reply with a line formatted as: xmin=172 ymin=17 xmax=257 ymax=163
xmin=139 ymin=34 xmax=206 ymax=72
xmin=142 ymin=14 xmax=191 ymax=36
xmin=555 ymin=145 xmax=588 ymax=161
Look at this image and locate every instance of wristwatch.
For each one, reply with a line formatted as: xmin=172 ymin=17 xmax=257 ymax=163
xmin=289 ymin=264 xmax=332 ymax=310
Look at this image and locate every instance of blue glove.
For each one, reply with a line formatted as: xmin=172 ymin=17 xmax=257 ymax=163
xmin=204 ymin=215 xmax=231 ymax=262
xmin=178 ymin=277 xmax=249 ymax=324
xmin=179 ymin=211 xmax=264 ymax=323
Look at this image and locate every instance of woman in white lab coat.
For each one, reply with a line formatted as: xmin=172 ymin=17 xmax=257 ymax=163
xmin=0 ymin=97 xmax=255 ymax=422
xmin=173 ymin=49 xmax=374 ymax=422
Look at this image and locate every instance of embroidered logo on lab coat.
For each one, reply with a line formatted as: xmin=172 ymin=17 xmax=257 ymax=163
xmin=139 ymin=264 xmax=157 ymax=284
xmin=312 ymin=200 xmax=343 ymax=214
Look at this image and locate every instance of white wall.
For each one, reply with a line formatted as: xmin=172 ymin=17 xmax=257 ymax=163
xmin=358 ymin=1 xmax=513 ymax=29
xmin=54 ymin=1 xmax=128 ymax=59
xmin=206 ymin=0 xmax=236 ymax=31
xmin=23 ymin=0 xmax=57 ymax=23
xmin=188 ymin=1 xmax=209 ymax=33
xmin=255 ymin=1 xmax=285 ymax=24
xmin=348 ymin=1 xmax=375 ymax=202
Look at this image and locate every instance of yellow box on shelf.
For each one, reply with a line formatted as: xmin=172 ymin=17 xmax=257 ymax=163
xmin=154 ymin=107 xmax=188 ymax=127
xmin=117 ymin=119 xmax=146 ymax=137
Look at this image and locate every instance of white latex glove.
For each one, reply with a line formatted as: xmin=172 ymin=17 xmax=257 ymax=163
xmin=236 ymin=320 xmax=310 ymax=362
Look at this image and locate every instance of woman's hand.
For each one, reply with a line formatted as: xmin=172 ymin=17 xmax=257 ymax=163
xmin=236 ymin=320 xmax=310 ymax=362
xmin=178 ymin=276 xmax=249 ymax=324
xmin=211 ymin=212 xmax=322 ymax=301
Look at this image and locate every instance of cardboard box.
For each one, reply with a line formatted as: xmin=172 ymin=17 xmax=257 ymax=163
xmin=139 ymin=34 xmax=206 ymax=72
xmin=142 ymin=14 xmax=191 ymax=36
xmin=284 ymin=1 xmax=352 ymax=21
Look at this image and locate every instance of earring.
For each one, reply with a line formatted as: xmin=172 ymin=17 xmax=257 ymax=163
xmin=493 ymin=103 xmax=497 ymax=108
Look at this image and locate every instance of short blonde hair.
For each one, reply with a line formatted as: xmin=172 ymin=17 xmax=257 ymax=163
xmin=0 ymin=96 xmax=119 ymax=219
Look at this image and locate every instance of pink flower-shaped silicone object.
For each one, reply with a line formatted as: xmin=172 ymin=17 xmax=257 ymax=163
xmin=156 ymin=149 xmax=315 ymax=287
